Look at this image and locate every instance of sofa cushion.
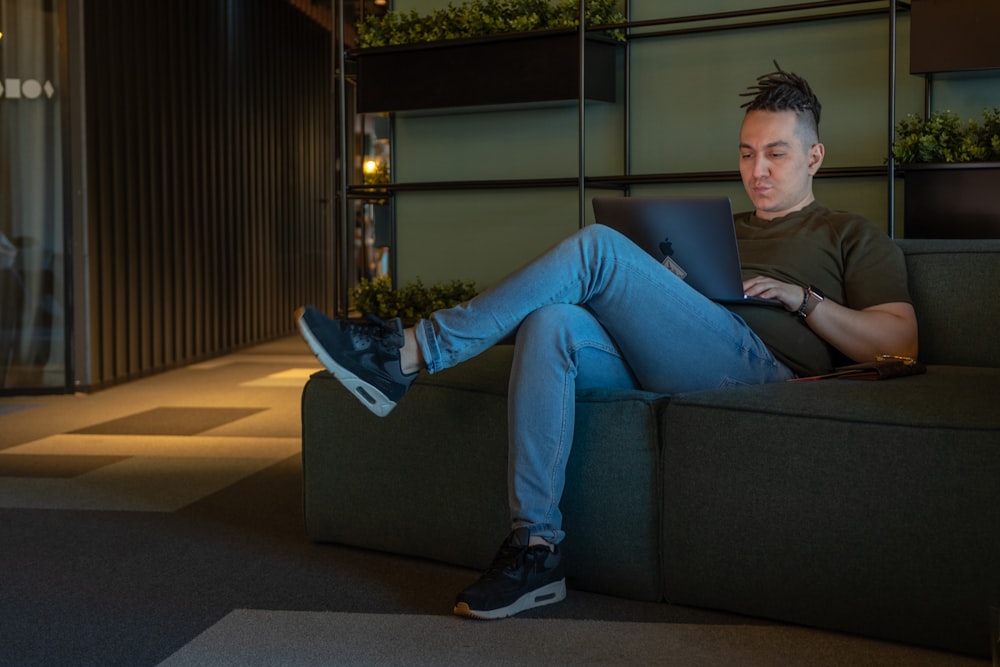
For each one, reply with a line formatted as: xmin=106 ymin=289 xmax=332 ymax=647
xmin=660 ymin=366 xmax=1000 ymax=656
xmin=667 ymin=365 xmax=1000 ymax=430
xmin=899 ymin=239 xmax=1000 ymax=367
xmin=302 ymin=345 xmax=669 ymax=601
xmin=302 ymin=349 xmax=511 ymax=569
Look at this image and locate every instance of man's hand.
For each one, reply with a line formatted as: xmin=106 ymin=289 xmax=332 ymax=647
xmin=742 ymin=276 xmax=919 ymax=362
xmin=742 ymin=276 xmax=807 ymax=312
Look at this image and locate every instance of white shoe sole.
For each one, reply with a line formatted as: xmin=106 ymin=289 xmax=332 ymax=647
xmin=453 ymin=578 xmax=566 ymax=620
xmin=296 ymin=311 xmax=396 ymax=418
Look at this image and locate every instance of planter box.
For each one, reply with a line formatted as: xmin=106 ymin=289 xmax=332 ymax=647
xmin=902 ymin=162 xmax=1000 ymax=239
xmin=910 ymin=0 xmax=1000 ymax=73
xmin=354 ymin=29 xmax=619 ymax=113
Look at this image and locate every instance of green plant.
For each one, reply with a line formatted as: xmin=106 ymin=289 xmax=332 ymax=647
xmin=970 ymin=107 xmax=1000 ymax=161
xmin=357 ymin=0 xmax=626 ymax=48
xmin=893 ymin=108 xmax=1000 ymax=163
xmin=351 ymin=275 xmax=479 ymax=320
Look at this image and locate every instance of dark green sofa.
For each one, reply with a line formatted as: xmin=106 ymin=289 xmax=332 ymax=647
xmin=301 ymin=238 xmax=1000 ymax=657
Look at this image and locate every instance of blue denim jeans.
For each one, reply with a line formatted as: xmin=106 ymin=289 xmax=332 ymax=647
xmin=414 ymin=224 xmax=793 ymax=544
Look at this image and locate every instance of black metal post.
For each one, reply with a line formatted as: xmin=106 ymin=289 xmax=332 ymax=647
xmin=887 ymin=0 xmax=897 ymax=238
xmin=578 ymin=0 xmax=586 ymax=228
xmin=335 ymin=0 xmax=349 ymax=316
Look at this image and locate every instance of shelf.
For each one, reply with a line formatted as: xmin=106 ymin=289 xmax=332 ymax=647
xmin=617 ymin=0 xmax=908 ymax=40
xmin=346 ymin=166 xmax=889 ymax=196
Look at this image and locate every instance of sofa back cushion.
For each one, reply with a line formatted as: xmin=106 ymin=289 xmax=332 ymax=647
xmin=897 ymin=239 xmax=1000 ymax=367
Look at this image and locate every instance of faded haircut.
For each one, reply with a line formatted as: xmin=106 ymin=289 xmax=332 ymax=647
xmin=740 ymin=61 xmax=822 ymax=142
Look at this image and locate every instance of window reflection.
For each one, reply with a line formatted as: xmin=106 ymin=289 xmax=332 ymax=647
xmin=0 ymin=0 xmax=67 ymax=391
xmin=354 ymin=113 xmax=391 ymax=284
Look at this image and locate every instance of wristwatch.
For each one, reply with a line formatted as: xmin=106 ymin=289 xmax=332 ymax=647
xmin=798 ymin=285 xmax=825 ymax=319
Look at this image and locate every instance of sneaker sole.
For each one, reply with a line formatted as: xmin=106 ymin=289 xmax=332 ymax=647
xmin=453 ymin=578 xmax=566 ymax=620
xmin=296 ymin=309 xmax=397 ymax=418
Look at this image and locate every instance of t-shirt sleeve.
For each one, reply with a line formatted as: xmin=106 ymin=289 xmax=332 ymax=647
xmin=841 ymin=221 xmax=912 ymax=310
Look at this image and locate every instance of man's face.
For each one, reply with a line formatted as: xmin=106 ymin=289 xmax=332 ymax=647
xmin=739 ymin=110 xmax=824 ymax=220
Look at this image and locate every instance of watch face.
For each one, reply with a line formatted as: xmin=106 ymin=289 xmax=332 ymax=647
xmin=809 ymin=286 xmax=825 ymax=300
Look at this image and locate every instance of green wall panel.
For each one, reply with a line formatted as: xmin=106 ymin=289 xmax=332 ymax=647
xmin=630 ymin=0 xmax=791 ymax=20
xmin=395 ymin=189 xmax=582 ymax=287
xmin=925 ymin=72 xmax=1000 ymax=118
xmin=395 ymin=99 xmax=624 ymax=183
xmin=629 ymin=15 xmax=920 ymax=174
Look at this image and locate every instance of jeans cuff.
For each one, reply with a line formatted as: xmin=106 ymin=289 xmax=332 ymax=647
xmin=415 ymin=318 xmax=443 ymax=374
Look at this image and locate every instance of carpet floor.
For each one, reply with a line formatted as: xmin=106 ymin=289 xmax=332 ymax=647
xmin=0 ymin=337 xmax=989 ymax=666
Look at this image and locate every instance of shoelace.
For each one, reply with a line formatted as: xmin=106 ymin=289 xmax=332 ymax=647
xmin=347 ymin=314 xmax=405 ymax=351
xmin=480 ymin=541 xmax=543 ymax=581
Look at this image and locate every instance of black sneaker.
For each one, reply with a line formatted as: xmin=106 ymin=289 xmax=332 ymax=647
xmin=453 ymin=528 xmax=566 ymax=620
xmin=295 ymin=305 xmax=417 ymax=417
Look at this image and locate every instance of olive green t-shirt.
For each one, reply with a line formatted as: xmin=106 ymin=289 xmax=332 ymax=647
xmin=727 ymin=201 xmax=912 ymax=377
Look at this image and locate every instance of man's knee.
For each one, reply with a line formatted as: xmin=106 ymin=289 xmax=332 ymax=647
xmin=519 ymin=304 xmax=589 ymax=336
xmin=576 ymin=222 xmax=621 ymax=247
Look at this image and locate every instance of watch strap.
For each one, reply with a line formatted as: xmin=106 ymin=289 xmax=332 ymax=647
xmin=798 ymin=285 xmax=824 ymax=318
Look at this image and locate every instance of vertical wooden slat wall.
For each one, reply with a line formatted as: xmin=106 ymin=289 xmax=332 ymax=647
xmin=82 ymin=0 xmax=333 ymax=388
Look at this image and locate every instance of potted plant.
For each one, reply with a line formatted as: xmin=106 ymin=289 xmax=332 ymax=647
xmin=893 ymin=108 xmax=1000 ymax=239
xmin=351 ymin=275 xmax=478 ymax=321
xmin=352 ymin=0 xmax=626 ymax=113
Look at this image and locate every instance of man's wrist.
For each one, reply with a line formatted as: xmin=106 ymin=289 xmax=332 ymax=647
xmin=796 ymin=287 xmax=809 ymax=315
xmin=798 ymin=286 xmax=825 ymax=318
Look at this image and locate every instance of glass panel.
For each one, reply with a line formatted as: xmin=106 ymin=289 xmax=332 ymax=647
xmin=0 ymin=0 xmax=67 ymax=390
xmin=354 ymin=112 xmax=392 ymax=284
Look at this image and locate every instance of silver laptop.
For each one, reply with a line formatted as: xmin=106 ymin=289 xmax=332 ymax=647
xmin=592 ymin=196 xmax=781 ymax=306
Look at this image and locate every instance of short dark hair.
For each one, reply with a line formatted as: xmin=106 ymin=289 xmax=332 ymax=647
xmin=740 ymin=61 xmax=821 ymax=140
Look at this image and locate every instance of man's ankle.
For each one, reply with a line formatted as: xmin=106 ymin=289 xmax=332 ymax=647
xmin=400 ymin=328 xmax=423 ymax=375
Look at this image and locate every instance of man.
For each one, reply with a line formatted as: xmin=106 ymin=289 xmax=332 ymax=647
xmin=295 ymin=64 xmax=918 ymax=620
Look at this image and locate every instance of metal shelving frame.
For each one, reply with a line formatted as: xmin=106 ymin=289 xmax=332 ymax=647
xmin=333 ymin=0 xmax=909 ymax=312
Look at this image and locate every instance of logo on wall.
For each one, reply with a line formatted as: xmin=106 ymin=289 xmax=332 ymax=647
xmin=0 ymin=78 xmax=56 ymax=100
